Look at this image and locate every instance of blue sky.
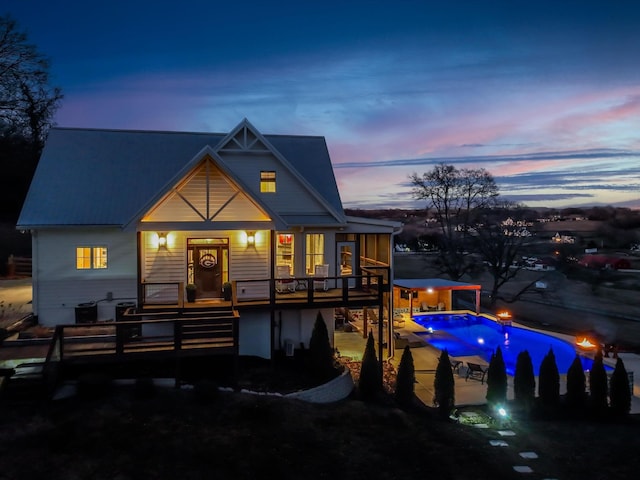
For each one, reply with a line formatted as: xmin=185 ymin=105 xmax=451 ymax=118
xmin=6 ymin=0 xmax=640 ymax=209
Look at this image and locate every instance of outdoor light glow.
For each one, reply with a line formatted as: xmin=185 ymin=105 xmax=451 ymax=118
xmin=427 ymin=327 xmax=434 ymax=334
xmin=427 ymin=288 xmax=434 ymax=293
xmin=157 ymin=233 xmax=167 ymax=248
xmin=497 ymin=407 xmax=507 ymax=417
xmin=576 ymin=337 xmax=597 ymax=349
xmin=497 ymin=310 xmax=512 ymax=319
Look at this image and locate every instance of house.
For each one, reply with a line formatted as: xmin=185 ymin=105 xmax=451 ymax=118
xmin=578 ymin=254 xmax=631 ymax=270
xmin=17 ymin=119 xmax=401 ymax=360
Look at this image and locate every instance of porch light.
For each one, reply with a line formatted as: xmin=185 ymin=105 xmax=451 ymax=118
xmin=246 ymin=231 xmax=256 ymax=247
xmin=157 ymin=233 xmax=167 ymax=250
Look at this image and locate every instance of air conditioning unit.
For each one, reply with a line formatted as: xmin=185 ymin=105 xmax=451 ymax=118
xmin=284 ymin=340 xmax=294 ymax=357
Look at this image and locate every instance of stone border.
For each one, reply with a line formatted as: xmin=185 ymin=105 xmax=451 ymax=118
xmin=285 ymin=368 xmax=354 ymax=403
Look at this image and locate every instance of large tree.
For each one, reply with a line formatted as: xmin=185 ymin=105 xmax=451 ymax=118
xmin=0 ymin=15 xmax=62 ymax=146
xmin=473 ymin=202 xmax=533 ymax=307
xmin=410 ymin=164 xmax=499 ymax=280
xmin=0 ymin=15 xmax=62 ymax=220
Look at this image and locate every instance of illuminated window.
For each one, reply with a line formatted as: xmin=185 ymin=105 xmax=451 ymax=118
xmin=305 ymin=234 xmax=324 ymax=274
xmin=276 ymin=232 xmax=294 ymax=271
xmin=76 ymin=246 xmax=108 ymax=269
xmin=260 ymin=171 xmax=276 ymax=192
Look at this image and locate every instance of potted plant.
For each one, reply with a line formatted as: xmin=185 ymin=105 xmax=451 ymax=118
xmin=185 ymin=283 xmax=197 ymax=303
xmin=222 ymin=282 xmax=232 ymax=301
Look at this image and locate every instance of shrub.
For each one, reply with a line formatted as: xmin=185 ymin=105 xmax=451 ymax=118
xmin=76 ymin=372 xmax=112 ymax=400
xmin=486 ymin=346 xmax=507 ymax=407
xmin=358 ymin=331 xmax=381 ymax=402
xmin=514 ymin=350 xmax=535 ymax=414
xmin=395 ymin=345 xmax=415 ymax=408
xmin=565 ymin=355 xmax=587 ymax=413
xmin=588 ymin=348 xmax=608 ymax=418
xmin=193 ymin=379 xmax=220 ymax=403
xmin=433 ymin=349 xmax=455 ymax=418
xmin=538 ymin=347 xmax=560 ymax=409
xmin=609 ymin=357 xmax=631 ymax=419
xmin=308 ymin=312 xmax=336 ymax=382
xmin=133 ymin=377 xmax=156 ymax=399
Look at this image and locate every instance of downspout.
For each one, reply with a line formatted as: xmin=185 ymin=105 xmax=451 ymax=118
xmin=388 ymin=224 xmax=404 ymax=360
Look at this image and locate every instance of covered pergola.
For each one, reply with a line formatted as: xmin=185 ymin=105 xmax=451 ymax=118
xmin=393 ymin=278 xmax=481 ymax=317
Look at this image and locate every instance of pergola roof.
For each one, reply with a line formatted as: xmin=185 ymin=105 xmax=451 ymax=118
xmin=394 ymin=278 xmax=481 ymax=291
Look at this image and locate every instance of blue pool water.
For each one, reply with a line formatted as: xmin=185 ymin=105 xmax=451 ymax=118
xmin=413 ymin=314 xmax=608 ymax=376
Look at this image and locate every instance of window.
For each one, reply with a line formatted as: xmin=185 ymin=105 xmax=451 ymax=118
xmin=305 ymin=234 xmax=324 ymax=274
xmin=76 ymin=246 xmax=108 ymax=269
xmin=260 ymin=171 xmax=276 ymax=192
xmin=276 ymin=232 xmax=294 ymax=271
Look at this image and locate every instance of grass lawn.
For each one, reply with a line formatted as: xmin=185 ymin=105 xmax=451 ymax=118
xmin=1 ymin=356 xmax=638 ymax=480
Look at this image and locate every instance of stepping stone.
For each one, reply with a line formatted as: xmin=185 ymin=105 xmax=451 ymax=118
xmin=498 ymin=430 xmax=516 ymax=436
xmin=490 ymin=440 xmax=509 ymax=447
xmin=473 ymin=423 xmax=489 ymax=428
xmin=513 ymin=466 xmax=534 ymax=473
xmin=519 ymin=452 xmax=538 ymax=459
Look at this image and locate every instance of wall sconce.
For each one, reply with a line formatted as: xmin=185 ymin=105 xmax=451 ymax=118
xmin=157 ymin=232 xmax=167 ymax=250
xmin=246 ymin=231 xmax=256 ymax=247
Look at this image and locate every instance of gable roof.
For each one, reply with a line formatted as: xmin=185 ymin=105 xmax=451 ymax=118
xmin=17 ymin=120 xmax=346 ymax=229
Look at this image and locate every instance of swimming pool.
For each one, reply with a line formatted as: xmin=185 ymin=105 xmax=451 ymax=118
xmin=412 ymin=313 xmax=607 ymax=376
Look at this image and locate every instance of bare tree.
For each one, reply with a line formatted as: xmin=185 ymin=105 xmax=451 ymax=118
xmin=410 ymin=164 xmax=498 ymax=280
xmin=0 ymin=15 xmax=62 ymax=148
xmin=473 ymin=204 xmax=530 ymax=307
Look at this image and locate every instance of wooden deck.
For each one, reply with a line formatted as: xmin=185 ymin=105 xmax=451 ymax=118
xmin=0 ymin=311 xmax=241 ymax=400
xmin=140 ymin=272 xmax=387 ymax=312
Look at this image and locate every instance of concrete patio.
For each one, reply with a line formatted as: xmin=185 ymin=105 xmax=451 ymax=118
xmin=334 ymin=317 xmax=640 ymax=413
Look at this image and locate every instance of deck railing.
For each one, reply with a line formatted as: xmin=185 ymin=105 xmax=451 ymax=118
xmin=51 ymin=310 xmax=239 ymax=363
xmin=232 ymin=272 xmax=385 ymax=306
xmin=140 ymin=271 xmax=388 ymax=310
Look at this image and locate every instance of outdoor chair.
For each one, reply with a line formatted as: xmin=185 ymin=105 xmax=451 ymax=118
xmin=312 ymin=264 xmax=329 ymax=291
xmin=450 ymin=359 xmax=463 ymax=374
xmin=465 ymin=362 xmax=488 ymax=384
xmin=275 ymin=265 xmax=296 ymax=293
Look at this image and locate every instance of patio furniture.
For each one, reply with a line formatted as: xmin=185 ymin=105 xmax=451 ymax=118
xmin=275 ymin=265 xmax=295 ymax=293
xmin=465 ymin=362 xmax=488 ymax=384
xmin=450 ymin=359 xmax=463 ymax=374
xmin=313 ymin=264 xmax=329 ymax=291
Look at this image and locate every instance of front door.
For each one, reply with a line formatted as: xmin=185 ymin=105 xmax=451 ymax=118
xmin=193 ymin=246 xmax=222 ymax=298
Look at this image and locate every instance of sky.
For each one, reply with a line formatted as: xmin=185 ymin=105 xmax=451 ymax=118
xmin=5 ymin=0 xmax=640 ymax=210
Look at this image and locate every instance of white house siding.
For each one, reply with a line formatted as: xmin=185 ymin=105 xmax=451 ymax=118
xmin=141 ymin=230 xmax=270 ymax=300
xmin=238 ymin=311 xmax=271 ymax=358
xmin=243 ymin=307 xmax=335 ymax=359
xmin=221 ymin=153 xmax=329 ymax=216
xmin=32 ymin=228 xmax=137 ymax=326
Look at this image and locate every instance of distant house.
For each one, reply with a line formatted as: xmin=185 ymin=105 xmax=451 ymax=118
xmin=552 ymin=232 xmax=575 ymax=244
xmin=17 ymin=119 xmax=401 ymax=359
xmin=533 ymin=257 xmax=556 ymax=271
xmin=578 ymin=254 xmax=631 ymax=270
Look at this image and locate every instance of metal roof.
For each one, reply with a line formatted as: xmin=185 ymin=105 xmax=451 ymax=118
xmin=394 ymin=278 xmax=481 ymax=290
xmin=17 ymin=124 xmax=346 ymax=229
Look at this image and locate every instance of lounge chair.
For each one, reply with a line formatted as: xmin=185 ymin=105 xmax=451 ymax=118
xmin=465 ymin=362 xmax=488 ymax=383
xmin=275 ymin=265 xmax=295 ymax=293
xmin=313 ymin=264 xmax=329 ymax=291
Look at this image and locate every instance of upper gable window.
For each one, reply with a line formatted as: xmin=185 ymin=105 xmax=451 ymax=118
xmin=260 ymin=171 xmax=276 ymax=193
